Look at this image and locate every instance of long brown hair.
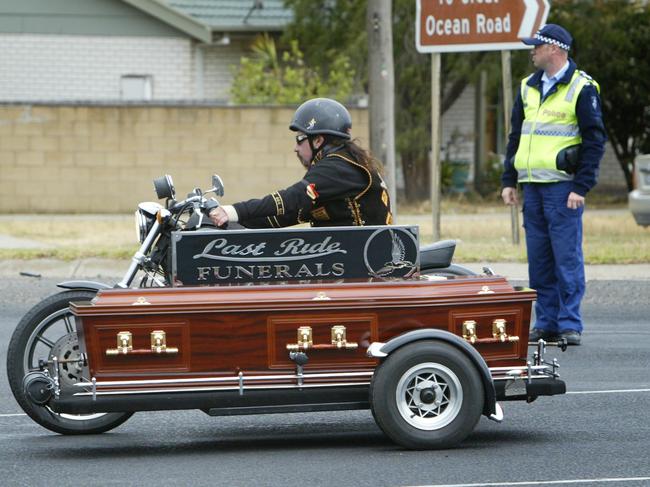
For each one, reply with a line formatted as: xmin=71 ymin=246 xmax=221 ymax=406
xmin=326 ymin=136 xmax=384 ymax=174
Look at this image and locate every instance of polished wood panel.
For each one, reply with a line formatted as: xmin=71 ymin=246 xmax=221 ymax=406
xmin=72 ymin=276 xmax=536 ymax=386
xmin=79 ymin=318 xmax=191 ymax=378
xmin=268 ymin=313 xmax=378 ymax=369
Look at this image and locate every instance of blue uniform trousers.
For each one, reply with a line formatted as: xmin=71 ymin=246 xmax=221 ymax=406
xmin=522 ymin=182 xmax=585 ymax=334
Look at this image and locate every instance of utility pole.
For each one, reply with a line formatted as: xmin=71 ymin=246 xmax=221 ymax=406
xmin=367 ymin=0 xmax=397 ymax=219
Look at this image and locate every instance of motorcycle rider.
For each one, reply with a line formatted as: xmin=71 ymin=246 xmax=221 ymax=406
xmin=208 ymin=98 xmax=392 ymax=228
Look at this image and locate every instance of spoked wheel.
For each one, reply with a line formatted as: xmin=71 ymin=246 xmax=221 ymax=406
xmin=370 ymin=340 xmax=484 ymax=449
xmin=7 ymin=290 xmax=133 ymax=434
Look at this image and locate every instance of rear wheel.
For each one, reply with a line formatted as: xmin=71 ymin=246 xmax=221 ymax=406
xmin=370 ymin=340 xmax=484 ymax=449
xmin=7 ymin=290 xmax=133 ymax=435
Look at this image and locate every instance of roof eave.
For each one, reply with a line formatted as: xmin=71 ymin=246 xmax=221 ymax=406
xmin=211 ymin=25 xmax=286 ymax=33
xmin=121 ymin=0 xmax=212 ymax=43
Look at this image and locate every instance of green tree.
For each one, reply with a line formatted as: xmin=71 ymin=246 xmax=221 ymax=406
xmin=269 ymin=0 xmax=649 ymax=198
xmin=282 ymin=1 xmax=368 ymax=93
xmin=284 ymin=0 xmax=495 ymax=202
xmin=549 ymin=0 xmax=650 ymax=191
xmin=230 ymin=33 xmax=353 ymax=104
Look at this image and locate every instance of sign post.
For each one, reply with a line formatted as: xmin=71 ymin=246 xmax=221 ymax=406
xmin=415 ymin=0 xmax=548 ymax=245
xmin=431 ymin=53 xmax=441 ymax=242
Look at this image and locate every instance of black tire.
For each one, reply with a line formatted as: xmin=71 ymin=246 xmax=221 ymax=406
xmin=6 ymin=290 xmax=133 ymax=435
xmin=370 ymin=340 xmax=484 ymax=449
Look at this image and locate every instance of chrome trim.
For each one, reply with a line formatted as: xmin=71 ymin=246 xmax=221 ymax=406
xmin=489 ymin=358 xmax=562 ymax=383
xmin=296 ymin=365 xmax=304 ymax=387
xmin=489 ymin=365 xmax=553 ymax=372
xmin=488 ymin=402 xmax=503 ymax=423
xmin=492 ymin=374 xmax=556 ymax=381
xmin=72 ymin=381 xmax=372 ymax=397
xmin=489 ymin=364 xmax=559 ymax=381
xmin=74 ymin=371 xmax=374 ymax=389
xmin=366 ymin=342 xmax=387 ymax=358
xmin=52 ymin=356 xmax=60 ymax=398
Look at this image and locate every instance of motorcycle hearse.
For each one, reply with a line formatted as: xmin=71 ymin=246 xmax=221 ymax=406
xmin=7 ymin=174 xmax=567 ymax=450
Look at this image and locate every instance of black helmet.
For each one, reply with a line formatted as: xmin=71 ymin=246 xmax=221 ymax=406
xmin=289 ymin=98 xmax=352 ymax=140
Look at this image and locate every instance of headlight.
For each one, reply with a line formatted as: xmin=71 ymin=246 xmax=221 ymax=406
xmin=134 ymin=202 xmax=163 ymax=243
xmin=134 ymin=209 xmax=150 ymax=244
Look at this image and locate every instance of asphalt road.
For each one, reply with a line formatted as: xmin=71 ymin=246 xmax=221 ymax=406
xmin=1 ymin=277 xmax=650 ymax=487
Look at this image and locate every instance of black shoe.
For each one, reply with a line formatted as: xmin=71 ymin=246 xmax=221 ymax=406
xmin=558 ymin=331 xmax=581 ymax=346
xmin=529 ymin=328 xmax=555 ymax=341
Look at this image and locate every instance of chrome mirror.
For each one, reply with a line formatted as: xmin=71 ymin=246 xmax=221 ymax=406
xmin=211 ymin=174 xmax=224 ymax=197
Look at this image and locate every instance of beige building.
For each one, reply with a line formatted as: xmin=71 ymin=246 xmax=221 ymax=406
xmin=0 ymin=0 xmax=292 ymax=102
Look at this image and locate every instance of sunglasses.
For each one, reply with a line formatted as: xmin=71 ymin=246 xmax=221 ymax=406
xmin=295 ymin=134 xmax=309 ymax=144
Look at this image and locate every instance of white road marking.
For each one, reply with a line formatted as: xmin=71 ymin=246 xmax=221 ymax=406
xmin=0 ymin=413 xmax=27 ymax=417
xmin=567 ymin=388 xmax=650 ymax=395
xmin=407 ymin=477 xmax=650 ymax=487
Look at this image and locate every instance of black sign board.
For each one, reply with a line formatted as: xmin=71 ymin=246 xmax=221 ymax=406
xmin=171 ymin=226 xmax=419 ymax=286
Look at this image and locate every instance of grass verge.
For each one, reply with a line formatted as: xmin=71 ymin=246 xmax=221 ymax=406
xmin=1 ymin=208 xmax=648 ymax=264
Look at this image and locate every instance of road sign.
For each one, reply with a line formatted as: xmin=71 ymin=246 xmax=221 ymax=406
xmin=416 ymin=0 xmax=550 ymax=53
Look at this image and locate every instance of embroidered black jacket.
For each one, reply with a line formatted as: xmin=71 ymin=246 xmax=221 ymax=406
xmin=233 ymin=147 xmax=392 ymax=228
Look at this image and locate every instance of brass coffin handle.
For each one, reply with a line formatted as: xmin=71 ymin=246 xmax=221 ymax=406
xmin=106 ymin=330 xmax=179 ymax=356
xmin=150 ymin=330 xmax=179 ymax=354
xmin=492 ymin=319 xmax=519 ymax=343
xmin=461 ymin=319 xmax=520 ymax=345
xmin=106 ymin=331 xmax=133 ymax=355
xmin=286 ymin=325 xmax=358 ymax=351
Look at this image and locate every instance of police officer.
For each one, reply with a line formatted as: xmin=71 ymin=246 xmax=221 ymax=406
xmin=501 ymin=24 xmax=606 ymax=346
xmin=209 ymin=98 xmax=392 ymax=228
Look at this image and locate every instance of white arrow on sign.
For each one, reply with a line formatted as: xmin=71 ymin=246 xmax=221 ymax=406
xmin=518 ymin=0 xmax=550 ymax=38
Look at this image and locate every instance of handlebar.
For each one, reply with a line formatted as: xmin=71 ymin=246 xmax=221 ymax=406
xmin=169 ymin=195 xmax=203 ymax=213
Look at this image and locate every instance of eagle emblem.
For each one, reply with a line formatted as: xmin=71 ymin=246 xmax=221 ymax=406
xmin=374 ymin=229 xmax=415 ymax=276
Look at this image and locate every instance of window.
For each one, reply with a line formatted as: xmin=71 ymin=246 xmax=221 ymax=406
xmin=120 ymin=75 xmax=153 ymax=100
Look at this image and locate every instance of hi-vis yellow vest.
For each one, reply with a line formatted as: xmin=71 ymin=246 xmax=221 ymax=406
xmin=514 ymin=70 xmax=600 ymax=183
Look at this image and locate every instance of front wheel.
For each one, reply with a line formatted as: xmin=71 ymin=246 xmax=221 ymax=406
xmin=370 ymin=340 xmax=484 ymax=449
xmin=6 ymin=290 xmax=133 ymax=434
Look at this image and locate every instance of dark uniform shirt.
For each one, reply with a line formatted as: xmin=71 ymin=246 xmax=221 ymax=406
xmin=233 ymin=145 xmax=392 ymax=228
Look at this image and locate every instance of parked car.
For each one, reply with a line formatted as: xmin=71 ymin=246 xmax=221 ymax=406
xmin=629 ymin=154 xmax=650 ymax=227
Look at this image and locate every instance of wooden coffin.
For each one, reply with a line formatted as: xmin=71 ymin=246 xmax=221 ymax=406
xmin=72 ymin=276 xmax=535 ymax=392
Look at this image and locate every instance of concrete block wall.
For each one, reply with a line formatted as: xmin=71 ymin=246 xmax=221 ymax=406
xmin=0 ymin=104 xmax=369 ymax=213
xmin=0 ymin=34 xmax=194 ymax=101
